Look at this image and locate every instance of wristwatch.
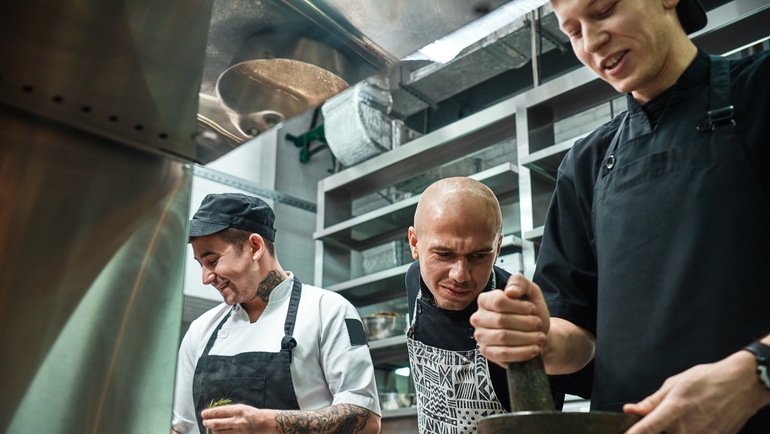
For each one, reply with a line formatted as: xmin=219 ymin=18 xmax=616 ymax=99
xmin=743 ymin=341 xmax=770 ymax=392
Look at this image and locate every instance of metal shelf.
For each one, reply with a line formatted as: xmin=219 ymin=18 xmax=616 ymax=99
xmin=382 ymin=407 xmax=418 ymax=419
xmin=520 ymin=133 xmax=588 ymax=181
xmin=524 ymin=226 xmax=544 ymax=243
xmin=369 ymin=335 xmax=409 ymax=366
xmin=317 ymin=100 xmax=518 ymax=202
xmin=314 ymin=163 xmax=520 ymax=250
xmin=328 ymin=263 xmax=412 ymax=305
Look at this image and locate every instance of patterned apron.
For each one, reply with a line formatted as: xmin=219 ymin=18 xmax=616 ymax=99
xmin=406 ymin=284 xmax=506 ymax=434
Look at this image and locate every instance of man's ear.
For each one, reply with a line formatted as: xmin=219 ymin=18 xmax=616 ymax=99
xmin=407 ymin=226 xmax=419 ymax=260
xmin=248 ymin=233 xmax=265 ymax=260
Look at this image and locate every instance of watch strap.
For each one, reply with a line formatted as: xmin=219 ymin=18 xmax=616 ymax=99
xmin=743 ymin=341 xmax=770 ymax=392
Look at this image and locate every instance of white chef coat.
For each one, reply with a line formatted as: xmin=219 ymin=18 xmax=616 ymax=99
xmin=172 ymin=273 xmax=381 ymax=433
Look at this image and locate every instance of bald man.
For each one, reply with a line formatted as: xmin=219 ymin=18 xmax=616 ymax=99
xmin=404 ymin=177 xmax=563 ymax=434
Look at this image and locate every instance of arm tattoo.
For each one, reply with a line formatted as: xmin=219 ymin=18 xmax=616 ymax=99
xmin=256 ymin=270 xmax=284 ymax=302
xmin=275 ymin=403 xmax=372 ymax=433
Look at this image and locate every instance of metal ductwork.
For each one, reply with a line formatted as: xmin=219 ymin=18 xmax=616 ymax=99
xmin=320 ymin=0 xmax=569 ymax=167
xmin=384 ymin=0 xmax=566 ymax=119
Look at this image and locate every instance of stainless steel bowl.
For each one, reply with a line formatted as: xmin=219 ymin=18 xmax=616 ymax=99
xmin=379 ymin=392 xmax=416 ymax=410
xmin=362 ymin=313 xmax=405 ymax=340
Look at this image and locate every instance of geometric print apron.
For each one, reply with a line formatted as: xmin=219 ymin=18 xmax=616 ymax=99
xmin=407 ymin=288 xmax=506 ymax=433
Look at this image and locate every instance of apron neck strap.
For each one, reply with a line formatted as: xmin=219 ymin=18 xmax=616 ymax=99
xmin=280 ymin=275 xmax=303 ymax=354
xmin=201 ymin=307 xmax=235 ymax=358
xmin=697 ymin=55 xmax=735 ymax=131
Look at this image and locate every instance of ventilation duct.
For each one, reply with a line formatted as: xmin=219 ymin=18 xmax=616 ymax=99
xmin=384 ymin=0 xmax=568 ymax=119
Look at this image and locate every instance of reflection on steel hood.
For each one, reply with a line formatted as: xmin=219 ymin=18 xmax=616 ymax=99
xmin=197 ymin=0 xmax=515 ymax=155
xmin=216 ymin=58 xmax=350 ymax=136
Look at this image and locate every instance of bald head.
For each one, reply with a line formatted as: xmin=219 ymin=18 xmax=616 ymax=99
xmin=414 ymin=177 xmax=502 ymax=236
xmin=409 ymin=177 xmax=503 ymax=310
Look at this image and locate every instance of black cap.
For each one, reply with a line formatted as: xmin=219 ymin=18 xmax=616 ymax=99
xmin=189 ymin=193 xmax=276 ymax=241
xmin=677 ymin=0 xmax=707 ymax=34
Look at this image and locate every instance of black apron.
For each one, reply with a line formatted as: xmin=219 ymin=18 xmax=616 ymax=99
xmin=192 ymin=276 xmax=303 ymax=432
xmin=591 ymin=54 xmax=770 ymax=431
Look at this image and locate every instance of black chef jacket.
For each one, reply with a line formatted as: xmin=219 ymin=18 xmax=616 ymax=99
xmin=535 ymin=49 xmax=770 ymax=433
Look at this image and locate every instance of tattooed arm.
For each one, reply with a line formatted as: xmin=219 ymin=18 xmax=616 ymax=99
xmin=200 ymin=402 xmax=380 ymax=434
xmin=275 ymin=403 xmax=380 ymax=434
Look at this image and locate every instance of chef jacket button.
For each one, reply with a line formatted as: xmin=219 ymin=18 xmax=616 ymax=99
xmin=606 ymin=155 xmax=616 ymax=170
xmin=468 ymin=327 xmax=475 ymax=339
xmin=219 ymin=330 xmax=229 ymax=339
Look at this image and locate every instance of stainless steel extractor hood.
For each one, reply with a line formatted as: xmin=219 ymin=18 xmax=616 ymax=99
xmin=195 ymin=0 xmax=517 ymax=159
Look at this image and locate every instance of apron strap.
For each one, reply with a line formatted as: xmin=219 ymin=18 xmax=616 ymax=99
xmin=696 ymin=55 xmax=735 ymax=132
xmin=201 ymin=307 xmax=236 ymax=358
xmin=280 ymin=275 xmax=303 ymax=359
xmin=201 ymin=275 xmax=303 ymax=359
xmin=603 ymin=55 xmax=734 ymax=176
xmin=601 ymin=112 xmax=627 ymax=177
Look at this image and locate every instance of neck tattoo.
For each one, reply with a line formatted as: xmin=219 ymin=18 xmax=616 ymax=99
xmin=256 ymin=270 xmax=284 ymax=302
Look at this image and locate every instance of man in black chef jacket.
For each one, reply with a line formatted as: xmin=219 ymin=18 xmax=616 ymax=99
xmin=404 ymin=177 xmax=569 ymax=434
xmin=470 ymin=0 xmax=770 ymax=433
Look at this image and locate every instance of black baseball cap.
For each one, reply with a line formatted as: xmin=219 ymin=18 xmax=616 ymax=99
xmin=189 ymin=193 xmax=276 ymax=241
xmin=677 ymin=0 xmax=707 ymax=34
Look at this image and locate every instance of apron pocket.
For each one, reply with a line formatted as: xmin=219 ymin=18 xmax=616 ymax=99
xmin=200 ymin=376 xmax=268 ymax=408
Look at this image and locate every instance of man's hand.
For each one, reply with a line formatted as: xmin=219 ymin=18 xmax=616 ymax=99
xmin=470 ymin=273 xmax=549 ymax=367
xmin=202 ymin=403 xmax=275 ymax=433
xmin=623 ymin=350 xmax=770 ymax=434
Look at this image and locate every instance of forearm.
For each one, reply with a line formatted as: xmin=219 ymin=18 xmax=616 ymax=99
xmin=542 ymin=317 xmax=595 ymax=375
xmin=273 ymin=403 xmax=380 ymax=434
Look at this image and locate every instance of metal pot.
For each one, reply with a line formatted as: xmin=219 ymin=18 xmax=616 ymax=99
xmin=362 ymin=312 xmax=405 ymax=340
xmin=379 ymin=392 xmax=415 ymax=410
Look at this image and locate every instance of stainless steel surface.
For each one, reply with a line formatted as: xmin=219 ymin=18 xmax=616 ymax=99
xmin=322 ymin=79 xmax=402 ymax=167
xmin=194 ymin=165 xmax=318 ymax=212
xmin=362 ymin=313 xmax=406 ymax=340
xmin=379 ymin=392 xmax=416 ymax=410
xmin=0 ymin=104 xmax=192 ymax=433
xmin=197 ymin=0 xmax=517 ymax=150
xmin=315 ymin=94 xmax=518 ymax=226
xmin=0 ymin=0 xmax=203 ymax=431
xmin=217 ymin=58 xmax=349 ymax=136
xmin=0 ymin=0 xmax=211 ymax=163
xmin=383 ymin=0 xmax=561 ymax=119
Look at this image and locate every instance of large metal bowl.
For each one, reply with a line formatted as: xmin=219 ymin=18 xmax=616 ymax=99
xmin=362 ymin=313 xmax=405 ymax=340
xmin=478 ymin=411 xmax=641 ymax=433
